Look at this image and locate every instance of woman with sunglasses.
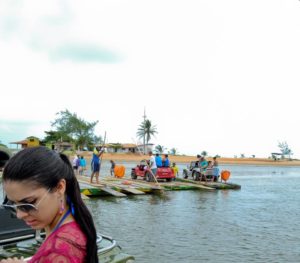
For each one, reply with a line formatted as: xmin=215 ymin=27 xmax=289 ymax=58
xmin=0 ymin=146 xmax=98 ymax=263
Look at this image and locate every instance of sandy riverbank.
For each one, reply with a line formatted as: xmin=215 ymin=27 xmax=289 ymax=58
xmin=76 ymin=152 xmax=300 ymax=166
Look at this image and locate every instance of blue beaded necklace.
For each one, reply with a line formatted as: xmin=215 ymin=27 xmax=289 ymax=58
xmin=52 ymin=209 xmax=71 ymax=233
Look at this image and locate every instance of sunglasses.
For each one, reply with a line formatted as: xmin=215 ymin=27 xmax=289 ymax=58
xmin=1 ymin=188 xmax=51 ymax=214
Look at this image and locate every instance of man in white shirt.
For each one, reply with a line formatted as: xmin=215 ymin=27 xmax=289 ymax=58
xmin=148 ymin=151 xmax=157 ymax=177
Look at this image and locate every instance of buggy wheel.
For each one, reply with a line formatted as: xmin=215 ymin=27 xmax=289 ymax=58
xmin=131 ymin=171 xmax=137 ymax=179
xmin=193 ymin=171 xmax=200 ymax=181
xmin=183 ymin=170 xmax=188 ymax=179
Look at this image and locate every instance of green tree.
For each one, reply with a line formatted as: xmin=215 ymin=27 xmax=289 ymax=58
xmin=271 ymin=153 xmax=278 ymax=161
xmin=51 ymin=109 xmax=100 ymax=150
xmin=136 ymin=119 xmax=158 ymax=153
xmin=169 ymin=148 xmax=178 ymax=155
xmin=278 ymin=141 xmax=293 ymax=159
xmin=155 ymin=145 xmax=165 ymax=154
xmin=43 ymin=130 xmax=73 ymax=144
xmin=0 ymin=143 xmax=7 ymax=148
xmin=201 ymin=151 xmax=207 ymax=157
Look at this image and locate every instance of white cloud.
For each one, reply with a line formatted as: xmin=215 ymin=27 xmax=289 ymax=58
xmin=1 ymin=0 xmax=300 ymax=158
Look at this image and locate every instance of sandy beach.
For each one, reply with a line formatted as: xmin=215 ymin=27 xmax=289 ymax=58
xmin=77 ymin=152 xmax=300 ymax=166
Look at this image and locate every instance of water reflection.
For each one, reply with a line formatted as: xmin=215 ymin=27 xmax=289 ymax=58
xmin=148 ymin=192 xmax=172 ymax=205
xmin=1 ymin=164 xmax=300 ymax=262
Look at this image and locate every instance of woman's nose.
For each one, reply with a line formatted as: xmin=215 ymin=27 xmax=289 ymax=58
xmin=16 ymin=209 xmax=29 ymax=219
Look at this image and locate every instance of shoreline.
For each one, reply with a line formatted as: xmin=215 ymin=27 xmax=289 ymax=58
xmin=76 ymin=152 xmax=300 ymax=167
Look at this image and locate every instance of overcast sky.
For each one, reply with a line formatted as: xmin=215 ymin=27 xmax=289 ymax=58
xmin=0 ymin=0 xmax=300 ymax=158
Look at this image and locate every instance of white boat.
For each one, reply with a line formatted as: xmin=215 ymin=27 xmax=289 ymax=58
xmin=0 ymin=208 xmax=134 ymax=262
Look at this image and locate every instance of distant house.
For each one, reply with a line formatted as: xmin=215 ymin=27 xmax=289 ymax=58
xmin=10 ymin=136 xmax=40 ymax=149
xmin=136 ymin=144 xmax=154 ymax=154
xmin=271 ymin=152 xmax=283 ymax=160
xmin=103 ymin=143 xmax=154 ymax=154
xmin=53 ymin=142 xmax=74 ymax=152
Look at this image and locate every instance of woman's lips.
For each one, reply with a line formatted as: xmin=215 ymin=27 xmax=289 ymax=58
xmin=25 ymin=220 xmax=38 ymax=226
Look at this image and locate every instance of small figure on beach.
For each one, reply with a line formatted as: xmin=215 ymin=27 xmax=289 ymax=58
xmin=90 ymin=146 xmax=104 ymax=184
xmin=0 ymin=146 xmax=98 ymax=263
xmin=110 ymin=160 xmax=116 ymax=176
xmin=155 ymin=153 xmax=162 ymax=167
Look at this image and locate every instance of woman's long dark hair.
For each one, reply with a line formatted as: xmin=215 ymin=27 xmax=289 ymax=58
xmin=3 ymin=146 xmax=98 ymax=263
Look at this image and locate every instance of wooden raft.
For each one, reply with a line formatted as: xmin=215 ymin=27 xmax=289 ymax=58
xmin=77 ymin=175 xmax=240 ymax=198
xmin=78 ymin=176 xmax=127 ymax=197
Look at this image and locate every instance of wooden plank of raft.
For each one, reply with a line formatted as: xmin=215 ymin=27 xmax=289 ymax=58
xmin=122 ymin=179 xmax=163 ymax=191
xmin=77 ymin=177 xmax=127 ymax=197
xmin=106 ymin=178 xmax=161 ymax=190
xmin=105 ymin=182 xmax=146 ymax=195
xmin=92 ymin=183 xmax=127 ymax=197
xmin=174 ymin=181 xmax=215 ymax=190
xmin=102 ymin=179 xmax=151 ymax=194
xmin=81 ymin=193 xmax=90 ymax=200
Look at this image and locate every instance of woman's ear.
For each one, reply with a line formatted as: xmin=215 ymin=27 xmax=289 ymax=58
xmin=56 ymin=179 xmax=66 ymax=196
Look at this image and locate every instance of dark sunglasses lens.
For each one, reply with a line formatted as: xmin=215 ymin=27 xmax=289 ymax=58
xmin=18 ymin=204 xmax=36 ymax=213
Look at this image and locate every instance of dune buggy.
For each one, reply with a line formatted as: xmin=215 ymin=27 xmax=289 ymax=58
xmin=182 ymin=161 xmax=219 ymax=182
xmin=131 ymin=159 xmax=175 ymax=182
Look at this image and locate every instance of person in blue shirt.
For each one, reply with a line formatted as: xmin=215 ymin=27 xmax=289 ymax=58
xmin=90 ymin=146 xmax=104 ymax=184
xmin=162 ymin=154 xmax=170 ymax=167
xmin=200 ymin=157 xmax=208 ymax=178
xmin=155 ymin=153 xmax=162 ymax=167
xmin=79 ymin=156 xmax=87 ymax=175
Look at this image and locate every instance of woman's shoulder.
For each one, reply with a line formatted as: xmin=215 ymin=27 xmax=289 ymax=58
xmin=56 ymin=221 xmax=86 ymax=245
xmin=29 ymin=222 xmax=86 ymax=263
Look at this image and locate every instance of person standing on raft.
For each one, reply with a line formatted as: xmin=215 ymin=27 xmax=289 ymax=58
xmin=90 ymin=146 xmax=104 ymax=184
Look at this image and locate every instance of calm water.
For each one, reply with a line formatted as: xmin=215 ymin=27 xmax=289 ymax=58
xmin=2 ymin=162 xmax=300 ymax=262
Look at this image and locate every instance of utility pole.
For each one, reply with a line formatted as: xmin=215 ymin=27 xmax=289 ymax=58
xmin=143 ymin=107 xmax=146 ymax=155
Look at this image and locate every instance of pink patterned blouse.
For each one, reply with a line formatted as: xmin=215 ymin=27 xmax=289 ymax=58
xmin=28 ymin=221 xmax=87 ymax=263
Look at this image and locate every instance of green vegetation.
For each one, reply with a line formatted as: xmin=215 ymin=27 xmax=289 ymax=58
xmin=155 ymin=145 xmax=165 ymax=154
xmin=137 ymin=119 xmax=157 ymax=153
xmin=201 ymin=151 xmax=207 ymax=157
xmin=43 ymin=109 xmax=102 ymax=150
xmin=169 ymin=148 xmax=178 ymax=155
xmin=278 ymin=141 xmax=293 ymax=159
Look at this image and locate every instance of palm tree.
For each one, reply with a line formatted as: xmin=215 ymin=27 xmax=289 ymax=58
xmin=155 ymin=145 xmax=165 ymax=154
xmin=169 ymin=148 xmax=178 ymax=155
xmin=201 ymin=151 xmax=207 ymax=157
xmin=137 ymin=119 xmax=158 ymax=153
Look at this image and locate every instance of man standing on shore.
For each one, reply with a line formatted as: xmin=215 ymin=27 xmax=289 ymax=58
xmin=90 ymin=146 xmax=104 ymax=184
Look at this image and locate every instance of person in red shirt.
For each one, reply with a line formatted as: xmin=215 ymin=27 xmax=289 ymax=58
xmin=1 ymin=147 xmax=98 ymax=263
